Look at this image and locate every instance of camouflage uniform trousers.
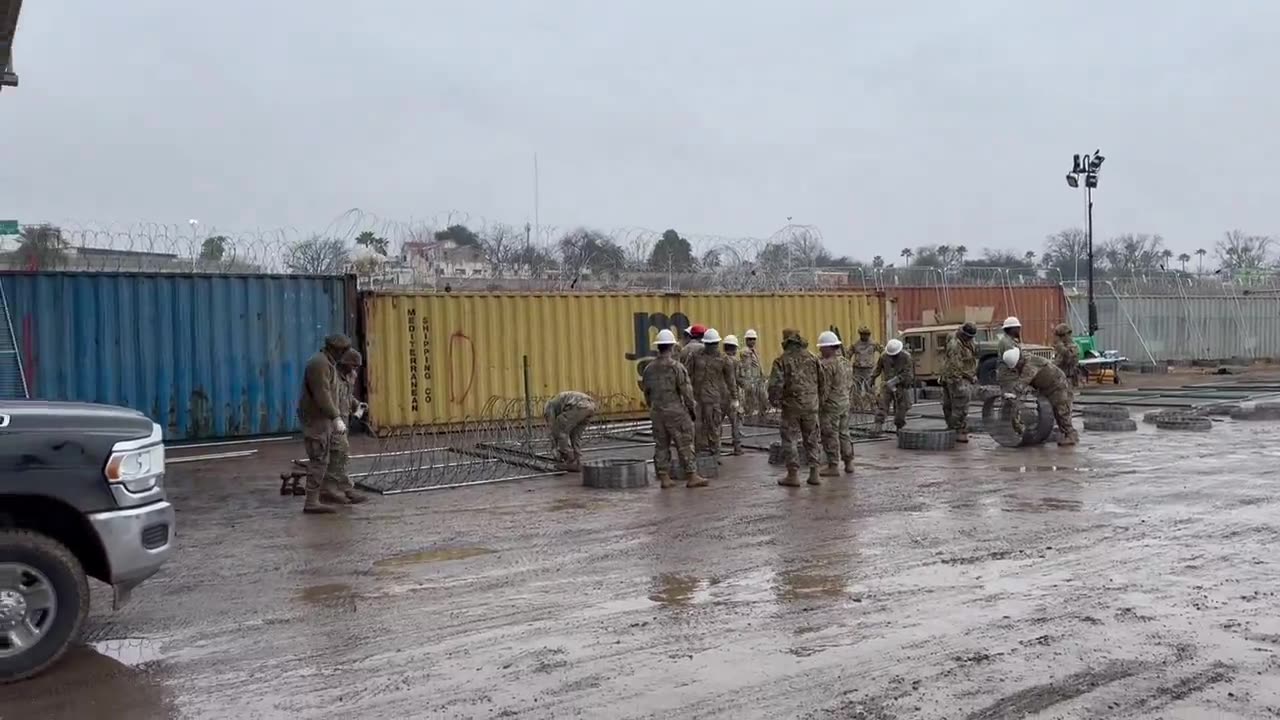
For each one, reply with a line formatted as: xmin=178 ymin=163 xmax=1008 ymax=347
xmin=780 ymin=410 xmax=822 ymax=469
xmin=941 ymin=379 xmax=973 ymax=433
xmin=551 ymin=405 xmax=596 ymax=463
xmin=652 ymin=407 xmax=696 ymax=476
xmin=875 ymin=387 xmax=912 ymax=429
xmin=727 ymin=399 xmax=743 ymax=450
xmin=323 ymin=430 xmax=354 ymax=492
xmin=695 ymin=399 xmax=725 ymax=454
xmin=741 ymin=379 xmax=768 ymax=418
xmin=303 ymin=433 xmax=344 ymax=495
xmin=819 ymin=408 xmax=853 ymax=464
xmin=850 ymin=370 xmax=875 ymax=412
xmin=1046 ymin=386 xmax=1075 ymax=436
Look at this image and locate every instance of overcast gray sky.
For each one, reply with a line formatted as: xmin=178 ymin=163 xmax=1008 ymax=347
xmin=4 ymin=1 xmax=1278 ymax=257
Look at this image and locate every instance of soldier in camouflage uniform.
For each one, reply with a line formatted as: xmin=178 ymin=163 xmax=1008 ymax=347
xmin=723 ymin=334 xmax=746 ymax=455
xmin=768 ymin=329 xmax=823 ymax=487
xmin=816 ymin=331 xmax=855 ymax=476
xmin=687 ymin=328 xmax=737 ymax=456
xmin=323 ymin=348 xmax=370 ymax=505
xmin=871 ymin=339 xmax=914 ymax=433
xmin=995 ymin=317 xmax=1023 ymax=390
xmin=1052 ymin=323 xmax=1080 ymax=388
xmin=845 ymin=326 xmax=881 ymax=412
xmin=939 ymin=323 xmax=979 ymax=443
xmin=642 ymin=329 xmax=704 ymax=488
xmin=297 ymin=333 xmax=353 ymax=514
xmin=739 ymin=329 xmax=768 ymax=417
xmin=679 ymin=324 xmax=707 ymax=367
xmin=1002 ymin=347 xmax=1078 ymax=446
xmin=545 ymin=390 xmax=598 ymax=471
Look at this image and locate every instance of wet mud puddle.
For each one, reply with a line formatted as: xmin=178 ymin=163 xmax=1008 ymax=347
xmin=373 ymin=546 xmax=495 ymax=569
xmin=89 ymin=638 xmax=165 ymax=667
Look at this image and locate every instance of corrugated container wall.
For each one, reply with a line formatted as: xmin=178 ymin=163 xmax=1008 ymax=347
xmin=884 ymin=286 xmax=1068 ymax=346
xmin=1067 ymin=293 xmax=1280 ymax=364
xmin=362 ymin=292 xmax=883 ymax=430
xmin=1 ymin=273 xmax=355 ymax=440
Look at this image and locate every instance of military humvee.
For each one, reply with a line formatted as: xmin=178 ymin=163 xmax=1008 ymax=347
xmin=899 ymin=307 xmax=1056 ymax=386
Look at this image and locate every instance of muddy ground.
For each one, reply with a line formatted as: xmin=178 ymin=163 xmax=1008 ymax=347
xmin=5 ymin=402 xmax=1280 ymax=719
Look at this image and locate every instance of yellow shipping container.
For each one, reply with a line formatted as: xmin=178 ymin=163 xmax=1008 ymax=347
xmin=362 ymin=292 xmax=884 ymax=431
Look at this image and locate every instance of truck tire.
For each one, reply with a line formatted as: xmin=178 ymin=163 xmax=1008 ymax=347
xmin=1083 ymin=418 xmax=1138 ymax=432
xmin=0 ymin=530 xmax=90 ymax=684
xmin=1154 ymin=415 xmax=1213 ymax=432
xmin=896 ymin=429 xmax=956 ymax=451
xmin=977 ymin=356 xmax=1000 ymax=386
xmin=1081 ymin=405 xmax=1130 ymax=420
xmin=981 ymin=395 xmax=1055 ymax=447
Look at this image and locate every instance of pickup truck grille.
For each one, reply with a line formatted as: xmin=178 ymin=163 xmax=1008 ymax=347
xmin=141 ymin=523 xmax=170 ymax=550
xmin=1027 ymin=348 xmax=1054 ymax=362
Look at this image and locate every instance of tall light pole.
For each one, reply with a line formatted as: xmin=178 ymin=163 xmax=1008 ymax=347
xmin=1065 ymin=151 xmax=1104 ymax=335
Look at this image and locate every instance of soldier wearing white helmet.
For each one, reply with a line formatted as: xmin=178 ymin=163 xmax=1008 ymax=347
xmin=722 ymin=334 xmax=745 ymax=455
xmin=871 ymin=337 xmax=915 ymax=433
xmin=996 ymin=316 xmax=1023 ymax=390
xmin=686 ymin=328 xmax=737 ymax=467
xmin=816 ymin=331 xmax=855 ymax=476
xmin=1001 ymin=347 xmax=1078 ymax=446
xmin=738 ymin=329 xmax=767 ymax=417
xmin=641 ymin=328 xmax=704 ymax=487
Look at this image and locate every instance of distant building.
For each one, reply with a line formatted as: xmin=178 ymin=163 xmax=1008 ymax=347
xmin=402 ymin=239 xmax=490 ymax=279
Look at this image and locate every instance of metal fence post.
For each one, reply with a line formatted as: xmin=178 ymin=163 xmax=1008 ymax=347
xmin=523 ymin=354 xmax=533 ymax=445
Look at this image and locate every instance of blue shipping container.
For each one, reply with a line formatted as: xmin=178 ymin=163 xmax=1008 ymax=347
xmin=0 ymin=272 xmax=355 ymax=440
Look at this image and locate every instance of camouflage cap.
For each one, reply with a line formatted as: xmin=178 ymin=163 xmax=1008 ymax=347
xmin=858 ymin=325 xmax=871 ymax=335
xmin=339 ymin=348 xmax=363 ymax=367
xmin=1054 ymin=323 xmax=1072 ymax=336
xmin=324 ymin=333 xmax=353 ymax=351
xmin=960 ymin=322 xmax=977 ymax=338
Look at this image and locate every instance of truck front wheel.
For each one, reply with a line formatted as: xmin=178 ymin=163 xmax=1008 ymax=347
xmin=0 ymin=530 xmax=90 ymax=683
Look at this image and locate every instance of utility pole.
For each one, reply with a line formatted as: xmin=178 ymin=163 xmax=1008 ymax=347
xmin=1065 ymin=151 xmax=1104 ymax=336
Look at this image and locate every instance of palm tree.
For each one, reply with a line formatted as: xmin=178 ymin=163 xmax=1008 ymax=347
xmin=871 ymin=255 xmax=884 ymax=269
xmin=1161 ymin=248 xmax=1174 ymax=269
xmin=938 ymin=244 xmax=952 ymax=267
xmin=955 ymin=245 xmax=968 ymax=265
xmin=1177 ymin=252 xmax=1191 ymax=273
xmin=1024 ymin=250 xmax=1036 ymax=264
xmin=16 ymin=224 xmax=69 ymax=270
xmin=900 ymin=247 xmax=914 ymax=264
xmin=1195 ymin=248 xmax=1207 ymax=273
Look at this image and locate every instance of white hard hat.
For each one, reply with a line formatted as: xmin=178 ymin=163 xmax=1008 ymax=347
xmin=702 ymin=328 xmax=721 ymax=344
xmin=723 ymin=334 xmax=739 ymax=347
xmin=1002 ymin=348 xmax=1021 ymax=368
xmin=655 ymin=329 xmax=677 ymax=346
xmin=1002 ymin=316 xmax=1022 ymax=329
xmin=744 ymin=329 xmax=758 ymax=340
xmin=885 ymin=339 xmax=904 ymax=356
xmin=817 ymin=330 xmax=841 ymax=347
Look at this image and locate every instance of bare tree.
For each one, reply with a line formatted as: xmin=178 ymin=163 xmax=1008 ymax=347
xmin=1215 ymin=230 xmax=1272 ymax=271
xmin=480 ymin=223 xmax=522 ymax=277
xmin=285 ymin=235 xmax=349 ymax=274
xmin=784 ymin=227 xmax=826 ymax=267
xmin=558 ymin=228 xmax=625 ymax=283
xmin=1101 ymin=233 xmax=1165 ymax=274
xmin=1040 ymin=228 xmax=1089 ymax=282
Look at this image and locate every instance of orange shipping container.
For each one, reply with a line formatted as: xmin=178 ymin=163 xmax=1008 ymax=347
xmin=883 ymin=285 xmax=1068 ymax=346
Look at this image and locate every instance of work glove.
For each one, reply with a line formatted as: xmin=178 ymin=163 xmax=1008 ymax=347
xmin=333 ymin=418 xmax=348 ymax=434
xmin=355 ymin=402 xmax=368 ymax=419
xmin=1002 ymin=393 xmax=1016 ymax=401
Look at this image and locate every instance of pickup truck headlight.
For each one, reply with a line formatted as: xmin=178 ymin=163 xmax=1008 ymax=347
xmin=105 ymin=440 xmax=166 ymax=493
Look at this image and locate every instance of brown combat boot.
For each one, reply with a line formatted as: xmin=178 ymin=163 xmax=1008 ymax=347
xmin=807 ymin=467 xmax=822 ymax=485
xmin=302 ymin=492 xmax=337 ymax=514
xmin=843 ymin=458 xmax=855 ymax=473
xmin=819 ymin=463 xmax=841 ymax=477
xmin=778 ymin=467 xmax=802 ymax=487
xmin=320 ymin=490 xmax=352 ymax=506
xmin=344 ymin=490 xmax=369 ymax=504
xmin=1058 ymin=430 xmax=1078 ymax=447
xmin=686 ymin=473 xmax=709 ymax=488
xmin=657 ymin=471 xmax=676 ymax=489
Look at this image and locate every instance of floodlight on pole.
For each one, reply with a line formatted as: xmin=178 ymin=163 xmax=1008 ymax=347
xmin=1065 ymin=150 xmax=1104 ymax=336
